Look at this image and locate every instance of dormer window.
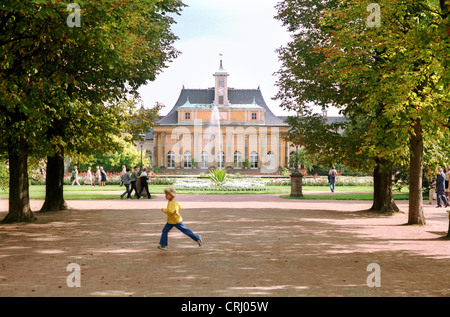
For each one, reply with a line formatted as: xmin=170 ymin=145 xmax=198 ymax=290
xmin=185 ymin=112 xmax=191 ymax=120
xmin=251 ymin=113 xmax=257 ymax=120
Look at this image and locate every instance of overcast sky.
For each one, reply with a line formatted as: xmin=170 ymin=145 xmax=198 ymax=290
xmin=138 ymin=0 xmax=338 ymax=117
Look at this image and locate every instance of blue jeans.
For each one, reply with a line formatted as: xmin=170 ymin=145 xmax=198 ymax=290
xmin=159 ymin=222 xmax=200 ymax=247
xmin=330 ymin=177 xmax=336 ymax=192
xmin=120 ymin=184 xmax=130 ymax=198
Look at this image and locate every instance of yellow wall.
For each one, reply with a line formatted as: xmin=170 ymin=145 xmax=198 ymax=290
xmin=153 ymin=125 xmax=289 ymax=169
xmin=178 ymin=109 xmax=264 ymax=124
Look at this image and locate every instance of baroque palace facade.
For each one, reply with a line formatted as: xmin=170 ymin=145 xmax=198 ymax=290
xmin=150 ymin=62 xmax=291 ymax=173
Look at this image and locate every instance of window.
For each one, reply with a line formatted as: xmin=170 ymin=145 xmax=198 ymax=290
xmin=183 ymin=150 xmax=192 ymax=169
xmin=267 ymin=151 xmax=276 ymax=170
xmin=200 ymin=151 xmax=209 ymax=169
xmin=250 ymin=151 xmax=258 ymax=169
xmin=233 ymin=151 xmax=241 ymax=169
xmin=218 ymin=96 xmax=224 ymax=105
xmin=185 ymin=112 xmax=191 ymax=120
xmin=217 ymin=151 xmax=225 ymax=168
xmin=219 ymin=78 xmax=225 ymax=87
xmin=167 ymin=151 xmax=175 ymax=169
xmin=251 ymin=113 xmax=257 ymax=120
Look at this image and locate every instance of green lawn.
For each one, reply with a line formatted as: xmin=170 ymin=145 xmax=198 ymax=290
xmin=0 ymin=184 xmax=411 ymax=200
xmin=280 ymin=192 xmax=410 ymax=200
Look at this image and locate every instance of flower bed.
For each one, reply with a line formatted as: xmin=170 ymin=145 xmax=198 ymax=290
xmin=174 ymin=178 xmax=268 ymax=192
xmin=266 ymin=176 xmax=374 ymax=187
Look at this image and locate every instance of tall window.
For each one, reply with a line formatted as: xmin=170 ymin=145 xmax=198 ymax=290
xmin=217 ymin=151 xmax=225 ymax=168
xmin=234 ymin=151 xmax=242 ymax=169
xmin=250 ymin=151 xmax=259 ymax=169
xmin=200 ymin=151 xmax=209 ymax=169
xmin=183 ymin=150 xmax=192 ymax=169
xmin=267 ymin=151 xmax=276 ymax=170
xmin=167 ymin=151 xmax=175 ymax=169
xmin=218 ymin=96 xmax=224 ymax=105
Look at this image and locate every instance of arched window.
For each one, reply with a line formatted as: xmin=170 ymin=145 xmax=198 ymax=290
xmin=234 ymin=151 xmax=241 ymax=169
xmin=183 ymin=150 xmax=192 ymax=169
xmin=250 ymin=151 xmax=258 ymax=169
xmin=200 ymin=150 xmax=209 ymax=169
xmin=267 ymin=151 xmax=276 ymax=169
xmin=167 ymin=151 xmax=175 ymax=169
xmin=217 ymin=151 xmax=225 ymax=169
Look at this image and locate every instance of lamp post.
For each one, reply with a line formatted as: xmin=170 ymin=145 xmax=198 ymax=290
xmin=139 ymin=132 xmax=146 ymax=172
xmin=289 ymin=127 xmax=303 ymax=197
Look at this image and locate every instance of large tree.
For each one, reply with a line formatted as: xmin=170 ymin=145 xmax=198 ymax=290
xmin=275 ymin=0 xmax=403 ymax=213
xmin=0 ymin=0 xmax=184 ymax=222
xmin=316 ymin=0 xmax=449 ymax=224
xmin=275 ymin=0 xmax=449 ymax=221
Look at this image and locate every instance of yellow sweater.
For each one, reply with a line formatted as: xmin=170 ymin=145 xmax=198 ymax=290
xmin=162 ymin=200 xmax=183 ymax=224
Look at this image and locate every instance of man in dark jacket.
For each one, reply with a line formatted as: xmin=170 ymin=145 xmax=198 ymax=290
xmin=435 ymin=167 xmax=449 ymax=208
xmin=129 ymin=166 xmax=141 ymax=199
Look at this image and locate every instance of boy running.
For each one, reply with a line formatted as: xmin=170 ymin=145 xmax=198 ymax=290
xmin=157 ymin=187 xmax=203 ymax=250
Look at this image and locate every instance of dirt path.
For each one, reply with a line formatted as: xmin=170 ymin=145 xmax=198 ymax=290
xmin=0 ymin=195 xmax=448 ymax=297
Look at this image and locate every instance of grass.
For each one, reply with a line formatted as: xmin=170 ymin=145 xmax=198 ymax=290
xmin=0 ymin=183 xmax=411 ymax=200
xmin=281 ymin=192 xmax=410 ymax=200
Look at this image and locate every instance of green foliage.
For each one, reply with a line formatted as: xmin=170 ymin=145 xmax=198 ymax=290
xmin=281 ymin=167 xmax=291 ymax=177
xmin=124 ymin=101 xmax=164 ymax=140
xmin=208 ymin=168 xmax=229 ymax=185
xmin=275 ymin=0 xmax=449 ymax=174
xmin=74 ymin=136 xmax=151 ymax=172
xmin=0 ymin=160 xmax=8 ymax=190
xmin=276 ymin=0 xmax=449 ymax=221
xmin=288 ymin=146 xmax=316 ymax=171
xmin=0 ymin=0 xmax=185 ymax=220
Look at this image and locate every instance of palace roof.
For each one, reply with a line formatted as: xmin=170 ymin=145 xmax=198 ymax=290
xmin=157 ymin=88 xmax=287 ymax=126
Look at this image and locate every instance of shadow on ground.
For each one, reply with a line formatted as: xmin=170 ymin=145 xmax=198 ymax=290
xmin=0 ymin=206 xmax=448 ymax=297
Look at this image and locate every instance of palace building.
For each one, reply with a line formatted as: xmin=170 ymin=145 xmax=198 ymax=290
xmin=150 ymin=61 xmax=291 ymax=173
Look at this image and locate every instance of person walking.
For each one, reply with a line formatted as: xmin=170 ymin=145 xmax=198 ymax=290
xmin=120 ymin=168 xmax=131 ymax=200
xmin=157 ymin=187 xmax=202 ymax=251
xmin=95 ymin=166 xmax=101 ymax=186
xmin=71 ymin=166 xmax=80 ymax=186
xmin=100 ymin=167 xmax=107 ymax=186
xmin=138 ymin=168 xmax=152 ymax=199
xmin=84 ymin=166 xmax=93 ymax=186
xmin=426 ymin=168 xmax=436 ymax=205
xmin=120 ymin=165 xmax=126 ymax=187
xmin=445 ymin=166 xmax=450 ymax=201
xmin=435 ymin=167 xmax=449 ymax=208
xmin=129 ymin=166 xmax=141 ymax=199
xmin=328 ymin=165 xmax=338 ymax=193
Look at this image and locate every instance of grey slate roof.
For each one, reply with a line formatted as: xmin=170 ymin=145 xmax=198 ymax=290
xmin=157 ymin=88 xmax=287 ymax=126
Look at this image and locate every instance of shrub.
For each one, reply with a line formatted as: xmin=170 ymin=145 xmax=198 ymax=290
xmin=208 ymin=168 xmax=228 ymax=185
xmin=281 ymin=167 xmax=291 ymax=177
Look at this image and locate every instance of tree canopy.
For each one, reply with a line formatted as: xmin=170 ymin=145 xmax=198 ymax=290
xmin=0 ymin=0 xmax=185 ymax=222
xmin=275 ymin=0 xmax=449 ymax=220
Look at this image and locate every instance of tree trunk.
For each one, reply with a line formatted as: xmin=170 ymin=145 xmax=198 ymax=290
xmin=39 ymin=147 xmax=69 ymax=212
xmin=370 ymin=162 xmax=399 ymax=213
xmin=1 ymin=138 xmax=36 ymax=223
xmin=408 ymin=118 xmax=426 ymax=225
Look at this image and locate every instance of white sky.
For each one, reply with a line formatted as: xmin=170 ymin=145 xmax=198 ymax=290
xmin=138 ymin=0 xmax=340 ymax=117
